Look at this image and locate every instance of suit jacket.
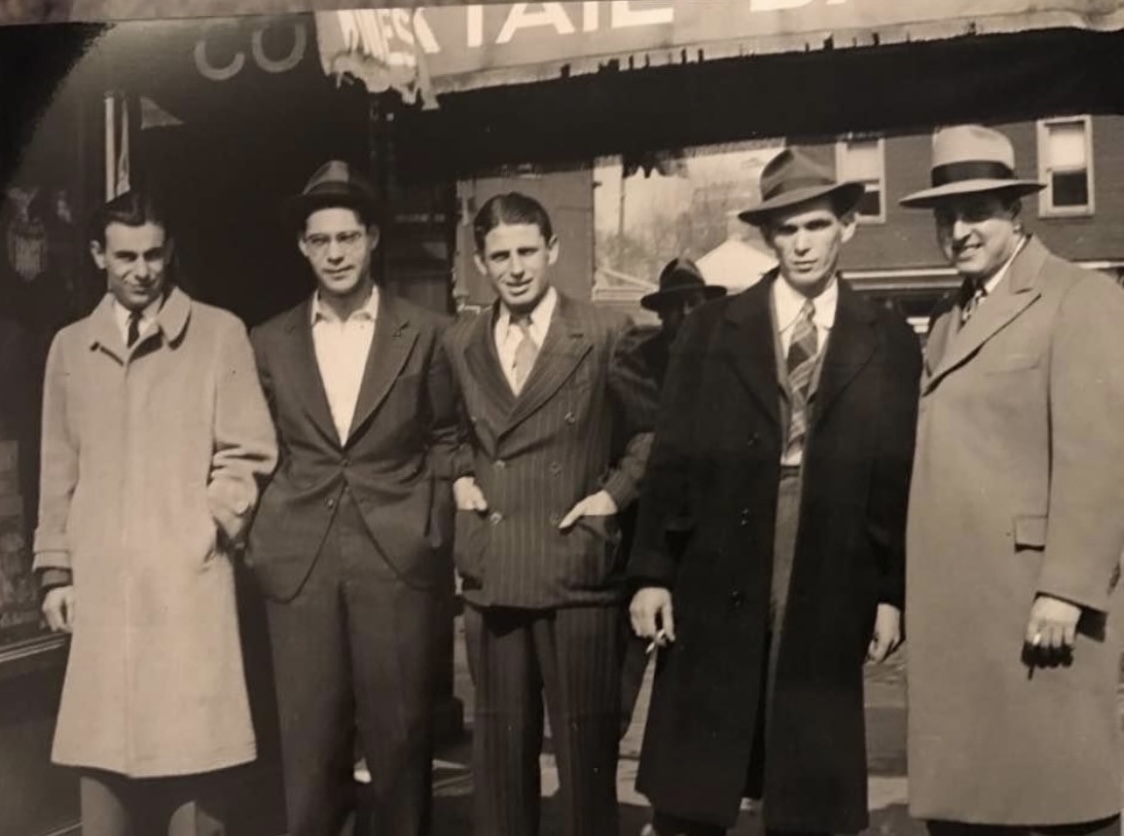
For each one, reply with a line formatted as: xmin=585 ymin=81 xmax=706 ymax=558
xmin=906 ymin=236 xmax=1124 ymax=824
xmin=248 ymin=290 xmax=457 ymax=602
xmin=628 ymin=274 xmax=921 ymax=832
xmin=443 ymin=292 xmax=657 ymax=609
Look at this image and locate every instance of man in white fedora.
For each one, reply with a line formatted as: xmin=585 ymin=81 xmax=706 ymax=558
xmin=901 ymin=124 xmax=1124 ymax=836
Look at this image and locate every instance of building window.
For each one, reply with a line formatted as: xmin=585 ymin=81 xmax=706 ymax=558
xmin=835 ymin=136 xmax=885 ymax=223
xmin=1037 ymin=116 xmax=1094 ymax=216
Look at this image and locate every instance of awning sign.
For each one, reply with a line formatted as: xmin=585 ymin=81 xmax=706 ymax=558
xmin=315 ymin=8 xmax=439 ymax=108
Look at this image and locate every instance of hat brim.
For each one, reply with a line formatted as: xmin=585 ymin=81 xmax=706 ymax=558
xmin=899 ymin=179 xmax=1045 ymax=209
xmin=738 ymin=181 xmax=865 ymax=226
xmin=640 ymin=284 xmax=727 ymax=311
xmin=281 ymin=191 xmax=385 ymax=232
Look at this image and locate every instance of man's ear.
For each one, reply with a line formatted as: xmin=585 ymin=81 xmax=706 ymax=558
xmin=547 ymin=235 xmax=560 ymax=266
xmin=163 ymin=237 xmax=176 ymax=263
xmin=839 ymin=212 xmax=859 ymax=244
xmin=297 ymin=234 xmax=310 ymax=259
xmin=90 ymin=239 xmax=107 ymax=270
xmin=367 ymin=225 xmax=381 ymax=252
xmin=473 ymin=252 xmax=488 ymax=276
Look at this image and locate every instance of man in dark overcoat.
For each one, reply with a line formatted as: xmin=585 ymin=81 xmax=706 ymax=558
xmin=628 ymin=148 xmax=922 ymax=836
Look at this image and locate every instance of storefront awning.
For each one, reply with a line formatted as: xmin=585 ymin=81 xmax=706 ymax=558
xmin=312 ymin=0 xmax=1124 ymax=98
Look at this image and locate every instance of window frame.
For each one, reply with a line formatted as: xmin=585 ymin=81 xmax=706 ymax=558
xmin=835 ymin=135 xmax=887 ymax=225
xmin=1037 ymin=115 xmax=1095 ymax=218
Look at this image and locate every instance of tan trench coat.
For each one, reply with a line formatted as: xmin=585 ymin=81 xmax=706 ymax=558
xmin=906 ymin=237 xmax=1124 ymax=825
xmin=33 ymin=288 xmax=277 ymax=777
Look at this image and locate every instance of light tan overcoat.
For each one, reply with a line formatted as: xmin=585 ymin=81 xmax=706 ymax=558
xmin=907 ymin=236 xmax=1124 ymax=824
xmin=33 ymin=287 xmax=277 ymax=777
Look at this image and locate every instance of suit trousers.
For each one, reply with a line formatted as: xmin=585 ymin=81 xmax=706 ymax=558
xmin=78 ymin=768 xmax=225 ymax=836
xmin=266 ymin=490 xmax=438 ymax=836
xmin=465 ymin=602 xmax=623 ymax=836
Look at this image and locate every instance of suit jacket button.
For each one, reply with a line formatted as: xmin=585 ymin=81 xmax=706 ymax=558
xmin=341 ymin=458 xmax=350 ymax=468
xmin=548 ymin=512 xmax=561 ymax=526
xmin=549 ymin=462 xmax=562 ymax=475
xmin=488 ymin=511 xmax=503 ymax=526
xmin=495 ymin=459 xmax=506 ymax=470
xmin=730 ymin=590 xmax=745 ymax=607
xmin=326 ymin=497 xmax=336 ymax=509
xmin=564 ymin=411 xmax=577 ymax=424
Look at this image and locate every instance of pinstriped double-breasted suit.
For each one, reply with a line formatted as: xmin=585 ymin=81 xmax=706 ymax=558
xmin=444 ymin=290 xmax=657 ymax=836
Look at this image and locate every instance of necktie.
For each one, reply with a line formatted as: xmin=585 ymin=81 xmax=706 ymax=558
xmin=785 ymin=300 xmax=818 ymax=459
xmin=126 ymin=310 xmax=143 ymax=348
xmin=511 ymin=316 xmax=539 ymax=394
xmin=960 ymin=278 xmax=988 ymax=324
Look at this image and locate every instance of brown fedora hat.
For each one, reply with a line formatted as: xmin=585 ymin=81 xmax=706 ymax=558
xmin=640 ymin=257 xmax=727 ymax=311
xmin=281 ymin=160 xmax=384 ymax=231
xmin=738 ymin=148 xmax=865 ymax=226
xmin=899 ymin=124 xmax=1045 ymax=209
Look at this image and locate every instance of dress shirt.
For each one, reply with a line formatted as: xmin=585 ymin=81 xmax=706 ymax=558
xmin=311 ymin=286 xmax=379 ymax=443
xmin=774 ymin=275 xmax=838 ymax=468
xmin=494 ymin=286 xmax=558 ymax=393
xmin=112 ymin=296 xmax=162 ymax=347
xmin=974 ymin=235 xmax=1029 ymax=302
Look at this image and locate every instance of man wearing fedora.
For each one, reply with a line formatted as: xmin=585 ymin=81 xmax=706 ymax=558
xmin=618 ymin=257 xmax=726 ymax=735
xmin=247 ymin=160 xmax=458 ymax=836
xmin=628 ymin=148 xmax=921 ymax=836
xmin=901 ymin=124 xmax=1124 ymax=836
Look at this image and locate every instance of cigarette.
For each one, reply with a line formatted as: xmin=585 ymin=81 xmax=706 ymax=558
xmin=646 ymin=629 xmax=667 ymax=654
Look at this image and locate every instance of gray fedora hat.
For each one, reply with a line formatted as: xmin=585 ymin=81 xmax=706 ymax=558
xmin=739 ymin=148 xmax=865 ymax=226
xmin=281 ymin=160 xmax=384 ymax=231
xmin=899 ymin=124 xmax=1045 ymax=209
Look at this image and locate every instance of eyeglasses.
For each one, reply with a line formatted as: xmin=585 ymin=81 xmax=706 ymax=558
xmin=303 ymin=231 xmax=366 ymax=253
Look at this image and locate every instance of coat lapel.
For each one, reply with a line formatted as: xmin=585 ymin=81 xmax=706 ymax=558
xmin=346 ymin=293 xmax=418 ymax=445
xmin=924 ymin=237 xmax=1048 ymax=394
xmin=722 ymin=274 xmax=782 ymax=428
xmin=502 ymin=294 xmax=593 ymax=437
xmin=464 ymin=304 xmax=515 ymax=418
xmin=284 ymin=299 xmax=340 ymax=447
xmin=812 ymin=280 xmax=877 ymax=425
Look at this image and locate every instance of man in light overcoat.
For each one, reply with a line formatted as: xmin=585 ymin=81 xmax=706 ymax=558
xmin=34 ymin=190 xmax=278 ymax=836
xmin=902 ymin=124 xmax=1124 ymax=836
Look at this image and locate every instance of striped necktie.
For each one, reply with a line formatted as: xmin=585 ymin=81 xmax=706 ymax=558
xmin=511 ymin=315 xmax=538 ymax=393
xmin=960 ymin=277 xmax=988 ymax=324
xmin=785 ymin=299 xmax=818 ymax=460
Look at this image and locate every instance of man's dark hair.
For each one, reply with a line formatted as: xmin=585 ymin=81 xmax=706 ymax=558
xmin=88 ymin=190 xmax=169 ymax=246
xmin=472 ymin=192 xmax=554 ymax=252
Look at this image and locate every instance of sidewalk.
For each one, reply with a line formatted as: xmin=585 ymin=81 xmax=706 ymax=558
xmin=429 ymin=618 xmax=922 ymax=836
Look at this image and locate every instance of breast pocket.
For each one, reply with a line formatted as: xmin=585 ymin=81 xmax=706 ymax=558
xmin=984 ymin=352 xmax=1041 ymax=374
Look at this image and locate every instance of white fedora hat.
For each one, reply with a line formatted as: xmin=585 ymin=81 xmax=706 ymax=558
xmin=899 ymin=124 xmax=1045 ymax=209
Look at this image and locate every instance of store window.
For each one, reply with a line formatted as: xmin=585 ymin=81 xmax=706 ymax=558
xmin=835 ymin=136 xmax=886 ymax=223
xmin=1037 ymin=116 xmax=1095 ymax=216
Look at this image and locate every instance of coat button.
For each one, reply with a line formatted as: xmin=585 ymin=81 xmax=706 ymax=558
xmin=326 ymin=497 xmax=336 ymax=509
xmin=730 ymin=590 xmax=745 ymax=607
xmin=341 ymin=457 xmax=350 ymax=467
xmin=495 ymin=459 xmax=506 ymax=470
xmin=564 ymin=411 xmax=577 ymax=424
xmin=548 ymin=512 xmax=561 ymax=526
xmin=549 ymin=462 xmax=562 ymax=475
xmin=739 ymin=508 xmax=750 ymax=527
xmin=488 ymin=511 xmax=504 ymax=526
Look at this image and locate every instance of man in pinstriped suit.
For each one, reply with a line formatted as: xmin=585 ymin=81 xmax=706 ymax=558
xmin=443 ymin=192 xmax=657 ymax=836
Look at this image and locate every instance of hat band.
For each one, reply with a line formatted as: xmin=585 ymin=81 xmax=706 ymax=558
xmin=762 ymin=174 xmax=835 ymax=201
xmin=932 ymin=160 xmax=1015 ymax=187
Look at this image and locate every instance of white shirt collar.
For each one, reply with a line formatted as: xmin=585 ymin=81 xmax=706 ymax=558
xmin=980 ymin=235 xmax=1029 ymax=296
xmin=311 ymin=284 xmax=380 ymax=325
xmin=773 ymin=273 xmax=839 ymax=334
xmin=112 ymin=295 xmax=163 ymax=342
xmin=496 ymin=285 xmax=558 ymax=346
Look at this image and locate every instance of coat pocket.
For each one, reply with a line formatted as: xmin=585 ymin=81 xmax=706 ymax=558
xmin=1013 ymin=514 xmax=1047 ymax=552
xmin=453 ymin=509 xmax=488 ymax=585
xmin=985 ymin=352 xmax=1041 ymax=373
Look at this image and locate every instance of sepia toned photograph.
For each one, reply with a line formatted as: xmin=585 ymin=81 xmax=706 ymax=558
xmin=2 ymin=2 xmax=1124 ymax=835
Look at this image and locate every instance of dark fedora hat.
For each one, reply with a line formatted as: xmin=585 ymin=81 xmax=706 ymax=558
xmin=640 ymin=257 xmax=727 ymax=311
xmin=281 ymin=160 xmax=384 ymax=231
xmin=899 ymin=124 xmax=1045 ymax=209
xmin=738 ymin=147 xmax=865 ymax=226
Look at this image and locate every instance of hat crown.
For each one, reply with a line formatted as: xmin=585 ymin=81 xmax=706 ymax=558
xmin=302 ymin=159 xmax=375 ymax=197
xmin=759 ymin=148 xmax=837 ymax=203
xmin=931 ymin=124 xmax=1017 ymax=172
xmin=658 ymin=258 xmax=706 ymax=292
